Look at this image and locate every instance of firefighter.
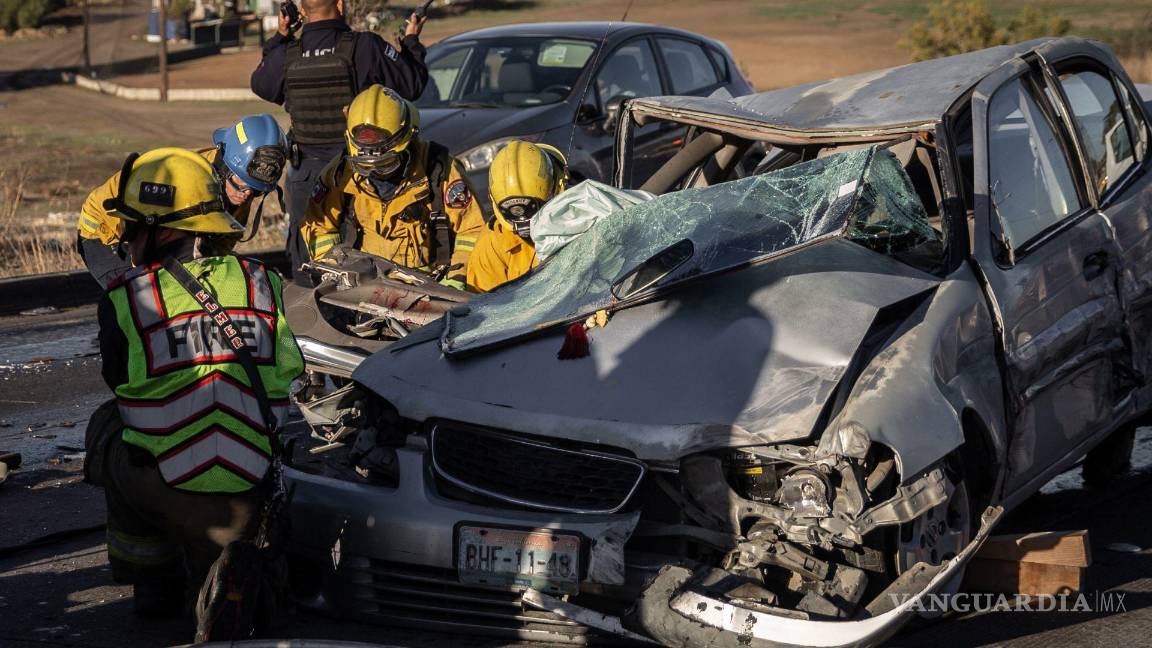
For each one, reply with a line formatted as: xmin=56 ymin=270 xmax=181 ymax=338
xmin=250 ymin=0 xmax=429 ymax=274
xmin=76 ymin=114 xmax=287 ymax=288
xmin=83 ymin=148 xmax=304 ymax=618
xmin=466 ymin=141 xmax=568 ymax=293
xmin=300 ymin=84 xmax=484 ymax=289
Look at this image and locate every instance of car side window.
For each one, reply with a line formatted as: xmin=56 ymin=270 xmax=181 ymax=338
xmin=657 ymin=38 xmax=720 ymax=94
xmin=1058 ymin=69 xmax=1136 ymax=195
xmin=595 ymin=40 xmax=662 ymax=107
xmin=706 ymin=46 xmax=730 ymax=82
xmin=988 ymin=77 xmax=1084 ymax=250
xmin=423 ymin=44 xmax=470 ymax=104
xmin=1117 ymin=81 xmax=1149 ymax=162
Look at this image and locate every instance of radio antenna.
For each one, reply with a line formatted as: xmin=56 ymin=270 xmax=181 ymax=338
xmin=564 ymin=0 xmax=638 ymax=174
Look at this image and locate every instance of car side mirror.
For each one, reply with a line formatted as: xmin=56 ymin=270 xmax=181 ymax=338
xmin=575 ymin=103 xmax=601 ymax=125
xmin=603 ymin=95 xmax=628 ymax=134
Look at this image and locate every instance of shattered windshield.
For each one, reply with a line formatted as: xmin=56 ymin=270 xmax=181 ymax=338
xmin=442 ymin=146 xmax=934 ymax=355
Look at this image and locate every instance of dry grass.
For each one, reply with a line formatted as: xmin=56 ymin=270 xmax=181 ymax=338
xmin=0 ymin=163 xmax=289 ymax=279
xmin=1123 ymin=54 xmax=1152 ymax=84
xmin=0 ymin=167 xmax=81 ymax=278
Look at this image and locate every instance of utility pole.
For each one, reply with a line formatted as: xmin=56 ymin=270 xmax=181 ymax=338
xmin=158 ymin=0 xmax=169 ymax=102
xmin=82 ymin=0 xmax=91 ymax=74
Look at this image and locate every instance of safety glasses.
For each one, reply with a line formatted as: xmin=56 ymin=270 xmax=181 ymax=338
xmin=348 ymin=124 xmax=409 ymax=178
xmin=227 ymin=173 xmax=258 ymax=198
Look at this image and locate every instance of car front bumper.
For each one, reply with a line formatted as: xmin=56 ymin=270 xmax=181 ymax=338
xmin=283 ymin=443 xmax=640 ymax=643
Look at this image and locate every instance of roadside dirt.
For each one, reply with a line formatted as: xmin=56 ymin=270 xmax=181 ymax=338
xmin=107 ymin=0 xmax=1152 ymax=94
xmin=111 ymin=0 xmax=912 ymax=92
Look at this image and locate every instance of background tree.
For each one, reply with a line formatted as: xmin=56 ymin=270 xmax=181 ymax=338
xmin=902 ymin=0 xmax=1071 ymax=61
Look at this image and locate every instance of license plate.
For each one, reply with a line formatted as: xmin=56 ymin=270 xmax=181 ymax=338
xmin=456 ymin=526 xmax=581 ymax=595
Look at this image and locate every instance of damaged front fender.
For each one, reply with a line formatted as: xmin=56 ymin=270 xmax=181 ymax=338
xmin=628 ymin=506 xmax=1003 ymax=648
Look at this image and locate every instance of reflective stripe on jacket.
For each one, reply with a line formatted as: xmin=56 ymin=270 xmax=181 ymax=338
xmin=107 ymin=256 xmax=303 ymax=493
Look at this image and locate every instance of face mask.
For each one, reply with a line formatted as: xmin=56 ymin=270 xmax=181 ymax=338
xmin=368 ymin=176 xmax=400 ymax=201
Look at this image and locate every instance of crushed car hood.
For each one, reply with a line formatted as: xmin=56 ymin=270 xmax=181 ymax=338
xmin=355 ymin=147 xmax=942 ymax=460
xmin=355 ymin=240 xmax=938 ymax=460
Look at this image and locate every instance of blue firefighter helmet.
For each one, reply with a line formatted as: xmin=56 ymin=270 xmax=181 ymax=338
xmin=212 ymin=114 xmax=287 ymax=194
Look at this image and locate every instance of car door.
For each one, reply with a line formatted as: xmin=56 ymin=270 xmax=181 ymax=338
xmin=970 ymin=59 xmax=1129 ymax=495
xmin=573 ymin=37 xmax=667 ymax=186
xmin=619 ymin=37 xmax=730 ymax=186
xmin=1044 ymin=45 xmax=1152 ymax=385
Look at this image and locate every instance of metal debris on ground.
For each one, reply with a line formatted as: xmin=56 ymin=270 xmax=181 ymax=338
xmin=19 ymin=306 xmax=60 ymax=316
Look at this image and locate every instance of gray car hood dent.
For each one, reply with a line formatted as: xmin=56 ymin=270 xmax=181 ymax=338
xmin=354 ymin=240 xmax=939 ymax=461
xmin=419 ymin=104 xmax=573 ymax=154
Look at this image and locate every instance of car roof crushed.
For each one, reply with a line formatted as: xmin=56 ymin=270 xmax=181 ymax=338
xmin=440 ymin=144 xmax=931 ymax=356
xmin=629 ymin=37 xmax=1057 ymax=136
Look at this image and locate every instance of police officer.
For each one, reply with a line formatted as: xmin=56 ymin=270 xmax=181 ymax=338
xmin=77 ymin=114 xmax=287 ymax=287
xmin=301 ymin=84 xmax=484 ymax=289
xmin=84 ymin=147 xmax=303 ymax=618
xmin=250 ymin=0 xmax=430 ymax=274
xmin=467 ymin=141 xmax=568 ymax=293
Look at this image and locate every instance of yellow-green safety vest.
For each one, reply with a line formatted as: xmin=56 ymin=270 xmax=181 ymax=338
xmin=107 ymin=256 xmax=303 ymax=493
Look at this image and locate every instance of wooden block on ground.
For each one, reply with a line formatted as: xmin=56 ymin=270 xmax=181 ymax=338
xmin=963 ymin=530 xmax=1090 ymax=596
xmin=976 ymin=530 xmax=1091 ymax=567
xmin=964 ymin=557 xmax=1084 ymax=596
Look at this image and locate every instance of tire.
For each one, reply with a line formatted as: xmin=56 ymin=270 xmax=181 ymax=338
xmin=1083 ymin=423 xmax=1136 ymax=489
xmin=894 ymin=458 xmax=972 ymax=617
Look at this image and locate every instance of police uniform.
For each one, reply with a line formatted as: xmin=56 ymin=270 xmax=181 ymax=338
xmin=301 ymin=139 xmax=484 ymax=288
xmin=466 ymin=221 xmax=539 ymax=293
xmin=76 ymin=147 xmax=257 ymax=287
xmin=250 ymin=17 xmax=428 ymax=273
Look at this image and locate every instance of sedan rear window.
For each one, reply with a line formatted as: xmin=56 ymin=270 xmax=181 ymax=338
xmin=657 ymin=38 xmax=720 ymax=94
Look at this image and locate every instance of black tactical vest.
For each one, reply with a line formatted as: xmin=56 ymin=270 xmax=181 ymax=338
xmin=284 ymin=32 xmax=357 ymax=146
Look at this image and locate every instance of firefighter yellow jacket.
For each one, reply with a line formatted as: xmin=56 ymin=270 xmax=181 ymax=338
xmin=299 ymin=140 xmax=484 ymax=289
xmin=77 ymin=147 xmax=256 ymax=247
xmin=466 ymin=221 xmax=539 ymax=293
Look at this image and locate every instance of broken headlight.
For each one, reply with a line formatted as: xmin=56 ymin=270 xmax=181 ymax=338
xmin=775 ymin=468 xmax=832 ymax=519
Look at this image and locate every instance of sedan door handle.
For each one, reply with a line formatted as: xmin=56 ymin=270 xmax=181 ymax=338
xmin=1083 ymin=250 xmax=1111 ymax=280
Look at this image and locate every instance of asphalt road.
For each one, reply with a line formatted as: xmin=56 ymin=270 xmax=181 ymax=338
xmin=3 ymin=306 xmax=1152 ymax=648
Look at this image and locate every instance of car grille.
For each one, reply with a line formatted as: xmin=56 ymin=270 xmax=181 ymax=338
xmin=342 ymin=557 xmax=591 ymax=644
xmin=430 ymin=423 xmax=647 ymax=514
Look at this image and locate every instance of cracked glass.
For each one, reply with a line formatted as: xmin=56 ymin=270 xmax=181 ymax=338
xmin=442 ymin=145 xmax=933 ymax=355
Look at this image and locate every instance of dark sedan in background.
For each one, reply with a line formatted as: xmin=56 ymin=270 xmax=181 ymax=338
xmin=415 ymin=21 xmax=754 ymax=202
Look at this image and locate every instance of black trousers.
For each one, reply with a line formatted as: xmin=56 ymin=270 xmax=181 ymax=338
xmin=77 ymin=234 xmax=132 ymax=289
xmin=84 ymin=400 xmax=267 ymax=602
xmin=285 ymin=157 xmax=332 ymax=277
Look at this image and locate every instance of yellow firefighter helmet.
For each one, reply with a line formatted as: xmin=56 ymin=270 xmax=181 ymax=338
xmin=345 ymin=84 xmax=420 ymax=178
xmin=104 ymin=147 xmax=241 ymax=235
xmin=489 ymin=141 xmax=568 ymax=239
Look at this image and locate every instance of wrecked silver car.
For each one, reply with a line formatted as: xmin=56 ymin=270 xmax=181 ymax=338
xmin=281 ymin=37 xmax=1152 ymax=647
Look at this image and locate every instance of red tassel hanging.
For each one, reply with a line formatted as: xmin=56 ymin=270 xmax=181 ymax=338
xmin=557 ymin=323 xmax=590 ymax=360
